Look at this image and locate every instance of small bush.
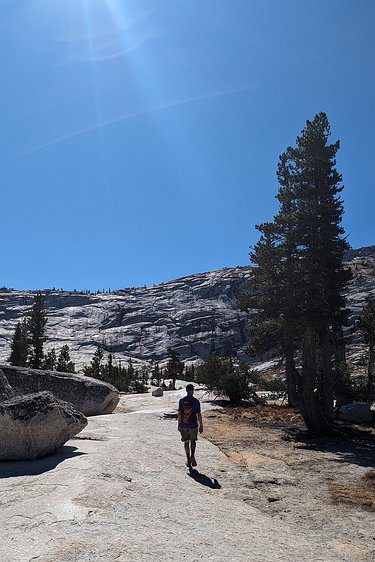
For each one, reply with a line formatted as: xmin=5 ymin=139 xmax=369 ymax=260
xmin=258 ymin=377 xmax=286 ymax=392
xmin=196 ymin=356 xmax=258 ymax=404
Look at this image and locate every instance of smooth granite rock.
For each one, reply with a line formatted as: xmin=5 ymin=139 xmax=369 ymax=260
xmin=1 ymin=365 xmax=119 ymax=417
xmin=0 ymin=391 xmax=87 ymax=460
xmin=338 ymin=402 xmax=374 ymax=424
xmin=0 ymin=368 xmax=14 ymax=402
xmin=0 ymin=247 xmax=373 ymax=373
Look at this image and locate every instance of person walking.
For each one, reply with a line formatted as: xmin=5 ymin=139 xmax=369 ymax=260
xmin=178 ymin=384 xmax=203 ymax=468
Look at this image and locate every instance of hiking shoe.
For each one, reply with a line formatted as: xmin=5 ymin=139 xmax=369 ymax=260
xmin=190 ymin=456 xmax=197 ymax=467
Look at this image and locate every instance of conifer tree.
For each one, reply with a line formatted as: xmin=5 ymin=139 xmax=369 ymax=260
xmin=28 ymin=292 xmax=47 ymax=369
xmin=166 ymin=347 xmax=184 ymax=390
xmin=56 ymin=344 xmax=75 ymax=373
xmin=43 ymin=348 xmax=57 ymax=371
xmin=84 ymin=346 xmax=104 ymax=378
xmin=249 ymin=113 xmax=351 ymax=434
xmin=8 ymin=319 xmax=29 ymax=366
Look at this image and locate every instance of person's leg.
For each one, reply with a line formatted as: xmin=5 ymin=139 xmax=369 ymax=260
xmin=189 ymin=427 xmax=198 ymax=466
xmin=190 ymin=440 xmax=197 ymax=466
xmin=184 ymin=440 xmax=191 ymax=466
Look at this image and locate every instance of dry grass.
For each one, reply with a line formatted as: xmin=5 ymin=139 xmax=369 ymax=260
xmin=331 ymin=470 xmax=375 ymax=511
xmin=208 ymin=403 xmax=303 ymax=427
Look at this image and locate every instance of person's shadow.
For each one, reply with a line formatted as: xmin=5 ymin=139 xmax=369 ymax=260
xmin=188 ymin=468 xmax=222 ymax=489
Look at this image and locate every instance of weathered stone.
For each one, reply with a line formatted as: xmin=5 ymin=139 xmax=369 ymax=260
xmin=0 ymin=368 xmax=14 ymax=402
xmin=1 ymin=365 xmax=119 ymax=417
xmin=0 ymin=267 xmax=253 ymax=369
xmin=152 ymin=387 xmax=163 ymax=397
xmin=338 ymin=402 xmax=373 ymax=424
xmin=0 ymin=247 xmax=373 ymax=373
xmin=0 ymin=391 xmax=87 ymax=460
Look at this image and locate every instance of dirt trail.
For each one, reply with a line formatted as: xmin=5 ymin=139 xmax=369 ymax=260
xmin=0 ymin=388 xmax=374 ymax=561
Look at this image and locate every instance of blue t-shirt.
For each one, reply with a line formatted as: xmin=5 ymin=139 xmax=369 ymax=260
xmin=178 ymin=395 xmax=201 ymax=429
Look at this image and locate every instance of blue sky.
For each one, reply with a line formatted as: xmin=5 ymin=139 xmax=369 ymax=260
xmin=1 ymin=0 xmax=374 ymax=291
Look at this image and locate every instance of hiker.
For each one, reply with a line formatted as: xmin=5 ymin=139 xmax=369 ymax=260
xmin=177 ymin=383 xmax=203 ymax=468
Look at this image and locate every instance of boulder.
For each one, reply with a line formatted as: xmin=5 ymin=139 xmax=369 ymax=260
xmin=1 ymin=365 xmax=119 ymax=416
xmin=0 ymin=391 xmax=87 ymax=460
xmin=338 ymin=402 xmax=374 ymax=424
xmin=0 ymin=369 xmax=15 ymax=402
xmin=152 ymin=387 xmax=164 ymax=397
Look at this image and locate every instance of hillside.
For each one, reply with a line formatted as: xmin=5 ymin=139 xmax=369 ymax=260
xmin=0 ymin=246 xmax=374 ymax=371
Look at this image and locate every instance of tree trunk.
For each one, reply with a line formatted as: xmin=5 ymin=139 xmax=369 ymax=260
xmin=332 ymin=324 xmax=352 ymax=406
xmin=320 ymin=327 xmax=333 ymax=422
xmin=301 ymin=326 xmax=332 ymax=435
xmin=332 ymin=324 xmax=345 ymax=362
xmin=285 ymin=341 xmax=300 ymax=408
xmin=368 ymin=342 xmax=375 ymax=402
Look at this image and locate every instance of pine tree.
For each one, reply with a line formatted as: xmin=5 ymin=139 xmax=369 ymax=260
xmin=84 ymin=346 xmax=104 ymax=378
xmin=56 ymin=344 xmax=75 ymax=373
xmin=43 ymin=348 xmax=57 ymax=370
xmin=166 ymin=347 xmax=184 ymax=390
xmin=249 ymin=113 xmax=351 ymax=434
xmin=28 ymin=292 xmax=47 ymax=369
xmin=152 ymin=362 xmax=162 ymax=386
xmin=359 ymin=297 xmax=375 ymax=401
xmin=8 ymin=319 xmax=29 ymax=366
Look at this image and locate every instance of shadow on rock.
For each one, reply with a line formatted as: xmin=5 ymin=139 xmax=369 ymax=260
xmin=188 ymin=468 xmax=222 ymax=489
xmin=0 ymin=446 xmax=86 ymax=478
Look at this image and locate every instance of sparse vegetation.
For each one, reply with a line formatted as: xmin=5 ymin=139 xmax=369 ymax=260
xmin=196 ymin=355 xmax=259 ymax=404
xmin=258 ymin=376 xmax=286 ymax=393
xmin=83 ymin=347 xmax=149 ymax=393
xmin=331 ymin=469 xmax=375 ymax=511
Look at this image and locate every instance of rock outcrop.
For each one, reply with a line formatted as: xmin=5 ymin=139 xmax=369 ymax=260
xmin=338 ymin=402 xmax=374 ymax=425
xmin=0 ymin=267 xmax=252 ymax=369
xmin=1 ymin=365 xmax=119 ymax=416
xmin=0 ymin=369 xmax=14 ymax=401
xmin=0 ymin=247 xmax=373 ymax=371
xmin=0 ymin=391 xmax=87 ymax=460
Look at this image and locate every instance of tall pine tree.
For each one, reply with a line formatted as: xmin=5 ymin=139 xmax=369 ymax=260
xmin=250 ymin=113 xmax=351 ymax=434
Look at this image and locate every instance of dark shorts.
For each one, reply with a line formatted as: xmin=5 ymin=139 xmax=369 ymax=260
xmin=179 ymin=427 xmax=198 ymax=442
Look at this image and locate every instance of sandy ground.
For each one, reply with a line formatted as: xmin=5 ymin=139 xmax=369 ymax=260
xmin=0 ymin=386 xmax=374 ymax=562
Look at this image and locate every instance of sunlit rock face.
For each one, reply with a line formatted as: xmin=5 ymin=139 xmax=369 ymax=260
xmin=0 ymin=390 xmax=87 ymax=461
xmin=0 ymin=247 xmax=374 ymax=371
xmin=0 ymin=267 xmax=253 ymax=369
xmin=1 ymin=366 xmax=119 ymax=416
